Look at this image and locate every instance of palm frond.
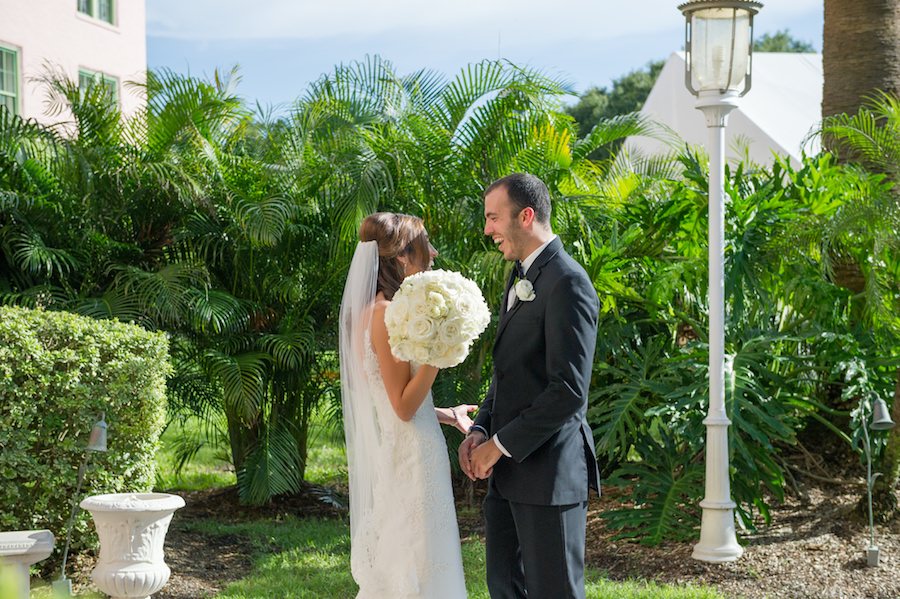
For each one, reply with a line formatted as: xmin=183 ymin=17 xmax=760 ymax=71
xmin=237 ymin=422 xmax=305 ymax=504
xmin=110 ymin=263 xmax=210 ymax=327
xmin=5 ymin=226 xmax=80 ymax=278
xmin=257 ymin=324 xmax=316 ymax=371
xmin=203 ymin=349 xmax=269 ymax=424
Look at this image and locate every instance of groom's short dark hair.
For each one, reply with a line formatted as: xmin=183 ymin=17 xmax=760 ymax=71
xmin=485 ymin=173 xmax=551 ymax=225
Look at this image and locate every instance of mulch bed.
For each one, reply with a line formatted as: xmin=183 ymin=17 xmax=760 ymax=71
xmin=60 ymin=479 xmax=900 ymax=599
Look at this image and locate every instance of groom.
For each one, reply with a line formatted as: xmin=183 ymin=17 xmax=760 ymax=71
xmin=459 ymin=173 xmax=601 ymax=599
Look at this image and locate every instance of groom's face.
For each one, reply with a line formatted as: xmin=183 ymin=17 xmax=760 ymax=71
xmin=484 ymin=187 xmax=526 ymax=262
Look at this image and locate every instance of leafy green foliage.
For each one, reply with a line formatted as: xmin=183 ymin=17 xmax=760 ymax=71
xmin=586 ymin=144 xmax=898 ymax=541
xmin=566 ymin=61 xmax=665 ymax=137
xmin=602 ymin=431 xmax=704 ymax=545
xmin=754 ymin=30 xmax=816 ymax=53
xmin=0 ymin=305 xmax=170 ymax=572
xmin=4 ymin=57 xmax=899 ymax=543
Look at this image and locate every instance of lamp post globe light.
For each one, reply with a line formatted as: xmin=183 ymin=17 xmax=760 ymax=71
xmin=677 ymin=0 xmax=762 ymax=563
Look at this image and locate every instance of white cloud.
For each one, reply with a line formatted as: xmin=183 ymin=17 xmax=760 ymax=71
xmin=147 ymin=0 xmax=822 ymax=42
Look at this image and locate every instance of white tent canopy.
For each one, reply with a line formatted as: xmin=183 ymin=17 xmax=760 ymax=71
xmin=625 ymin=52 xmax=823 ymax=168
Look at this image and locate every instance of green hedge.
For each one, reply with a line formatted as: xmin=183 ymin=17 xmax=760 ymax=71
xmin=0 ymin=306 xmax=171 ymax=568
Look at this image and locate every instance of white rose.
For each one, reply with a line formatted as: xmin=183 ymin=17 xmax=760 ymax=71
xmin=438 ymin=345 xmax=468 ymax=368
xmin=408 ymin=314 xmax=437 ymax=343
xmin=389 ymin=294 xmax=410 ymax=320
xmin=413 ymin=344 xmax=431 ymax=364
xmin=441 ymin=281 xmax=462 ymax=298
xmin=430 ymin=340 xmax=449 ymax=359
xmin=413 ymin=299 xmax=430 ymax=316
xmin=515 ymin=279 xmax=536 ymax=302
xmin=455 ymin=295 xmax=474 ymax=315
xmin=426 ymin=291 xmax=449 ymax=318
xmin=438 ymin=318 xmax=466 ymax=346
xmin=391 ymin=340 xmax=414 ymax=362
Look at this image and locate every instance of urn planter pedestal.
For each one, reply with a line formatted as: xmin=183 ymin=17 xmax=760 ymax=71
xmin=80 ymin=493 xmax=185 ymax=599
xmin=0 ymin=530 xmax=55 ymax=599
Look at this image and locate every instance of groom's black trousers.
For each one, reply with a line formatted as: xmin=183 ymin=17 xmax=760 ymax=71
xmin=484 ymin=479 xmax=588 ymax=599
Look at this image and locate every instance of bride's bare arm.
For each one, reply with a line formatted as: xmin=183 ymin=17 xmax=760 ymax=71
xmin=436 ymin=405 xmax=477 ymax=434
xmin=371 ymin=300 xmax=438 ymax=421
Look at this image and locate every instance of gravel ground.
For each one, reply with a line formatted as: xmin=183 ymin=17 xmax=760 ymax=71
xmin=587 ymin=486 xmax=900 ymax=599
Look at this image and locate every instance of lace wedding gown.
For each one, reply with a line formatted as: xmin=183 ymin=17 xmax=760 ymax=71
xmin=350 ymin=331 xmax=467 ymax=598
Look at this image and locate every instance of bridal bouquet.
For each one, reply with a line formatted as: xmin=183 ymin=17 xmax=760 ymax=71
xmin=385 ymin=269 xmax=491 ymax=368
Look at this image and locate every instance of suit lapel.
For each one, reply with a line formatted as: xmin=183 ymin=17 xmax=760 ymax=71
xmin=494 ymin=238 xmax=563 ymax=347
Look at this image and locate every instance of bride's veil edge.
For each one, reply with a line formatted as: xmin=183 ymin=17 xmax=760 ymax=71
xmin=339 ymin=240 xmax=380 ymax=552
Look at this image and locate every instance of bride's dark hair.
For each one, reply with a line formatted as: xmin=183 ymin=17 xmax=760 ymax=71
xmin=359 ymin=212 xmax=430 ymax=300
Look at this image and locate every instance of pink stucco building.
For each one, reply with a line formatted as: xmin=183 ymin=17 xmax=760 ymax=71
xmin=0 ymin=0 xmax=147 ymax=125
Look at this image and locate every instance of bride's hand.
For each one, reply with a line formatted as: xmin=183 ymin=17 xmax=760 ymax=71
xmin=449 ymin=404 xmax=478 ymax=435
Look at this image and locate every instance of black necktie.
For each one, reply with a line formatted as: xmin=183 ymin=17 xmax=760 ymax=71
xmin=514 ymin=260 xmax=525 ymax=280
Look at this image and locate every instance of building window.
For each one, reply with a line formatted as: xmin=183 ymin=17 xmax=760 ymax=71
xmin=79 ymin=69 xmax=119 ymax=103
xmin=0 ymin=46 xmax=18 ymax=116
xmin=77 ymin=0 xmax=115 ymax=25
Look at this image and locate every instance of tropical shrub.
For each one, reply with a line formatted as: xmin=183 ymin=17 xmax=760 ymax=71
xmin=589 ymin=148 xmax=899 ymax=541
xmin=2 ymin=57 xmax=897 ymax=541
xmin=0 ymin=305 xmax=170 ymax=567
xmin=818 ymin=92 xmax=900 ymax=509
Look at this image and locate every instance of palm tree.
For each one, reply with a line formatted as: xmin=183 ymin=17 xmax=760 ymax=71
xmin=291 ymin=56 xmax=657 ymax=484
xmin=823 ymin=0 xmax=900 ymax=119
xmin=0 ymin=67 xmax=329 ymax=505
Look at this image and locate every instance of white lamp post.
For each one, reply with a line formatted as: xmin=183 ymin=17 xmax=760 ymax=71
xmin=678 ymin=0 xmax=762 ymax=563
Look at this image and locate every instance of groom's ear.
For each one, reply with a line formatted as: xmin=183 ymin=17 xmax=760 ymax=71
xmin=519 ymin=206 xmax=535 ymax=227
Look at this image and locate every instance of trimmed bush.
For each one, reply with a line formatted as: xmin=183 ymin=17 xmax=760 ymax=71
xmin=0 ymin=306 xmax=171 ymax=568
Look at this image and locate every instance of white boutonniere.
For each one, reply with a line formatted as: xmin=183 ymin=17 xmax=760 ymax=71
xmin=514 ymin=279 xmax=536 ymax=302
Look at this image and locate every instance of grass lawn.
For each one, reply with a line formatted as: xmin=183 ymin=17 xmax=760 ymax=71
xmin=156 ymin=416 xmax=236 ymax=491
xmin=187 ymin=517 xmax=723 ymax=599
xmin=156 ymin=414 xmax=726 ymax=599
xmin=156 ymin=414 xmax=348 ymax=491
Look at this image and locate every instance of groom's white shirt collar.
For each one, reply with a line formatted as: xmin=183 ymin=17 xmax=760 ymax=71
xmin=520 ymin=235 xmax=557 ymax=276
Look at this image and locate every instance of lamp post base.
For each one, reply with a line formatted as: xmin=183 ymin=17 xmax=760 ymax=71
xmin=51 ymin=577 xmax=73 ymax=596
xmin=866 ymin=546 xmax=880 ymax=567
xmin=692 ymin=503 xmax=743 ymax=563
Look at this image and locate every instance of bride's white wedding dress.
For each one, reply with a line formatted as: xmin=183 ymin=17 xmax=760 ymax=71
xmin=350 ymin=330 xmax=467 ymax=598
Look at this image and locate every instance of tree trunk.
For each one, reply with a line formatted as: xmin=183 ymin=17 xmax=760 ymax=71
xmin=226 ymin=410 xmax=255 ymax=478
xmin=822 ymin=0 xmax=900 ymax=119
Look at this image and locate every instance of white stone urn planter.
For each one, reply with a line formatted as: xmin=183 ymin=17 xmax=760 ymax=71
xmin=80 ymin=492 xmax=185 ymax=599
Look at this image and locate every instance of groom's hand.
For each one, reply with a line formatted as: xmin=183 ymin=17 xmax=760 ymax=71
xmin=458 ymin=431 xmax=486 ymax=481
xmin=470 ymin=439 xmax=502 ymax=480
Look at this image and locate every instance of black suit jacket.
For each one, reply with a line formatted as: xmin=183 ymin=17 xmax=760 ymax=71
xmin=473 ymin=237 xmax=601 ymax=506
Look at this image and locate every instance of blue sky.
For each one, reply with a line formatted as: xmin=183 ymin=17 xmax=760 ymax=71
xmin=146 ymin=0 xmax=822 ymax=113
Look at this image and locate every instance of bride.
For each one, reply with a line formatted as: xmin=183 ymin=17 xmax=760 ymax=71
xmin=339 ymin=212 xmax=472 ymax=598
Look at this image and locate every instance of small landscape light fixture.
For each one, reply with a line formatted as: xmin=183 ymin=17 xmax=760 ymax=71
xmin=861 ymin=397 xmax=895 ymax=567
xmin=52 ymin=413 xmax=108 ymax=595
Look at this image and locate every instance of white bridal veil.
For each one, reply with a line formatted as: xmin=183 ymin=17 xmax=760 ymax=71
xmin=339 ymin=240 xmax=381 ymax=560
